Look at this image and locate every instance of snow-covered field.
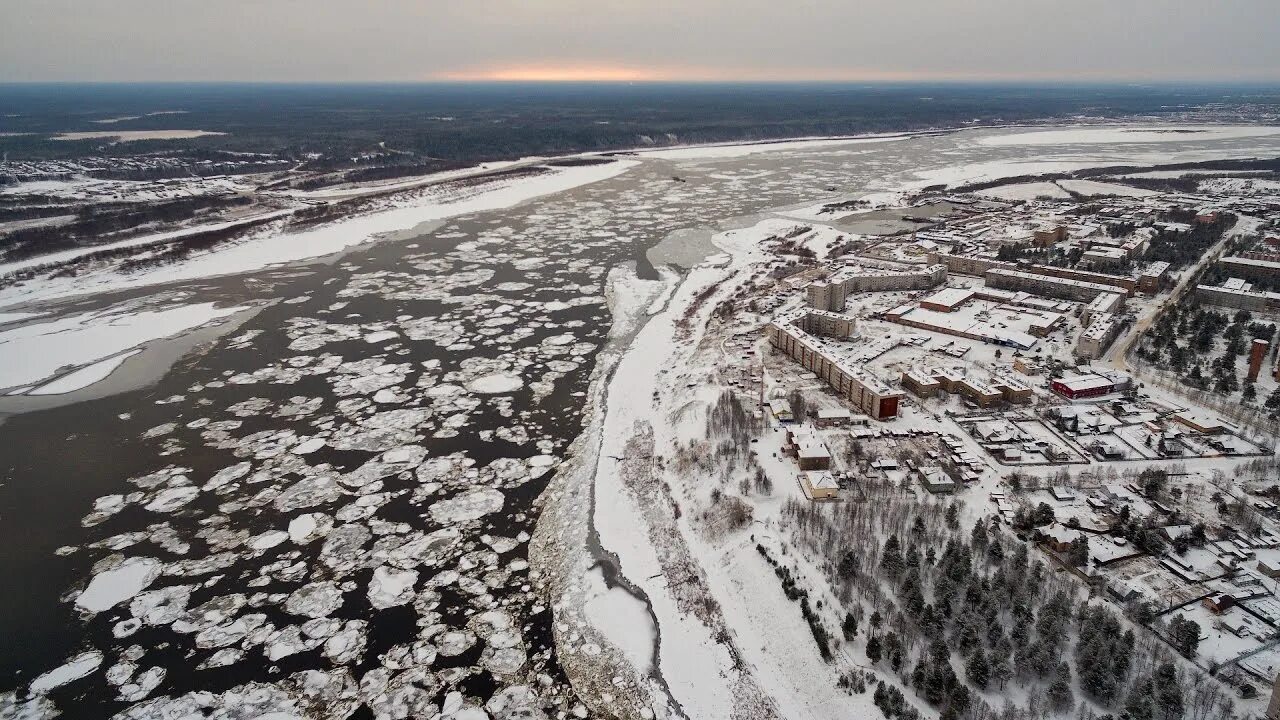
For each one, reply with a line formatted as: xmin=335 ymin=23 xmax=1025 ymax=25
xmin=976 ymin=181 xmax=1072 ymax=201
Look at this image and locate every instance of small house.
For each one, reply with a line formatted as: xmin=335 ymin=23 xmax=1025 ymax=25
xmin=1204 ymin=594 xmax=1235 ymax=614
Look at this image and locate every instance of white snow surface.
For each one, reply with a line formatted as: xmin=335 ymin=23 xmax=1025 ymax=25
xmin=51 ymin=130 xmax=224 ymax=142
xmin=641 ymin=134 xmax=907 ymax=160
xmin=28 ymin=651 xmax=104 ymax=695
xmin=1056 ymin=179 xmax=1159 ymax=197
xmin=0 ymin=301 xmax=244 ymax=389
xmin=0 ymin=160 xmax=637 ymax=308
xmin=0 ymin=311 xmax=42 ymax=325
xmin=581 ymin=567 xmax=655 ymax=674
xmin=75 ymin=558 xmax=162 ymax=614
xmin=26 ymin=350 xmax=141 ymax=395
xmin=979 ymin=125 xmax=1280 ymax=146
xmin=975 ymin=181 xmax=1071 ymax=201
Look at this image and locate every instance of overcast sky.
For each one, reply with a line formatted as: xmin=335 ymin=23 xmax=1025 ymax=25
xmin=3 ymin=0 xmax=1278 ymax=83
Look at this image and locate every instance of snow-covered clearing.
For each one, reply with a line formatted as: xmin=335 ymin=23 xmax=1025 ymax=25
xmin=587 ymin=243 xmax=764 ymax=717
xmin=975 ymin=181 xmax=1071 ymax=201
xmin=581 ymin=567 xmax=655 ymax=674
xmin=572 ymin=217 xmax=895 ymax=718
xmin=0 ymin=310 xmax=42 ymax=325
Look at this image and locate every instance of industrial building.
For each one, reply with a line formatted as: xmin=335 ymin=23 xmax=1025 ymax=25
xmin=885 ymin=297 xmax=1060 ymax=350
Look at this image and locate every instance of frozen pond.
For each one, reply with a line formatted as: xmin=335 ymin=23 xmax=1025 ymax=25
xmin=4 ymin=124 xmax=1280 ymax=718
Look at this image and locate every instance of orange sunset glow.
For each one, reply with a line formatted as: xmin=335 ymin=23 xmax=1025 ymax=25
xmin=429 ymin=63 xmax=1050 ymax=83
xmin=436 ymin=65 xmax=666 ymax=82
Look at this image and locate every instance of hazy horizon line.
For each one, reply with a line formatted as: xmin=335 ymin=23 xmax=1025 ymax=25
xmin=2 ymin=79 xmax=1280 ymax=88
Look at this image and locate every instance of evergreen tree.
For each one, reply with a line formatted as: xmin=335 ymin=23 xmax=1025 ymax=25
xmin=881 ymin=535 xmax=905 ymax=579
xmin=842 ymin=612 xmax=858 ymax=641
xmin=971 ymin=520 xmax=989 ymax=551
xmin=1153 ymin=661 xmax=1184 ymax=720
xmin=1126 ymin=677 xmax=1156 ymax=720
xmin=989 ymin=648 xmax=1012 ymax=690
xmin=866 ymin=634 xmax=882 ymax=664
xmin=1068 ymin=536 xmax=1089 ymax=567
xmin=1047 ymin=662 xmax=1074 ymax=711
xmin=966 ymin=647 xmax=990 ymax=689
xmin=986 ymin=537 xmax=1004 ymax=564
xmin=1167 ymin=615 xmax=1201 ymax=658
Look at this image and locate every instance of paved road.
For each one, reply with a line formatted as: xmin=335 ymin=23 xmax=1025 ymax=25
xmin=1101 ymin=216 xmax=1255 ymax=375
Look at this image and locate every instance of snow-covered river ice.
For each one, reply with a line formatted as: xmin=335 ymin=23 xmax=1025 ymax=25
xmin=4 ymin=124 xmax=1280 ymax=719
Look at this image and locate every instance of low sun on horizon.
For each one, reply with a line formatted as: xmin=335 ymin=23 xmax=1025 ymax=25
xmin=435 ymin=64 xmax=665 ymax=82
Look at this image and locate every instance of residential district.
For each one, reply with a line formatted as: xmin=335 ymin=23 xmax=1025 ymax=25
xmin=706 ymin=171 xmax=1280 ymax=716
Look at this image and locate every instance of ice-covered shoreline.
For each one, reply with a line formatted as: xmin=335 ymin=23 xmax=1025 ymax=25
xmin=529 ymin=264 xmax=680 ymax=720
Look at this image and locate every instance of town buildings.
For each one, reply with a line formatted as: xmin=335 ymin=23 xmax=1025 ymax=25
xmin=767 ymin=318 xmax=903 ymax=420
xmin=807 ymin=263 xmax=946 ymax=311
xmin=986 ymin=268 xmax=1124 ymax=303
xmin=1082 ymin=292 xmax=1126 ymax=327
xmin=1050 ymin=371 xmax=1131 ymax=400
xmin=1078 ymin=313 xmax=1122 ymax=359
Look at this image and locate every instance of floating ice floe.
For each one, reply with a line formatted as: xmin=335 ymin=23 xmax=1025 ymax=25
xmin=75 ymin=557 xmax=161 ymax=614
xmin=428 ymin=488 xmax=505 ymax=524
xmin=467 ymin=372 xmax=524 ymax=395
xmin=28 ymin=650 xmax=104 ymax=695
xmin=284 ymin=581 xmax=345 ymax=619
xmin=367 ymin=566 xmax=419 ymax=609
xmin=288 ymin=512 xmax=334 ymax=544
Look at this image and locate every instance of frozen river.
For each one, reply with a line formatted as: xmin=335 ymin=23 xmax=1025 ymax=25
xmin=3 ymin=124 xmax=1280 ymax=718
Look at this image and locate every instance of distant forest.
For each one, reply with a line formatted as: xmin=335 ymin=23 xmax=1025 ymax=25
xmin=3 ymin=83 xmax=1280 ymax=167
